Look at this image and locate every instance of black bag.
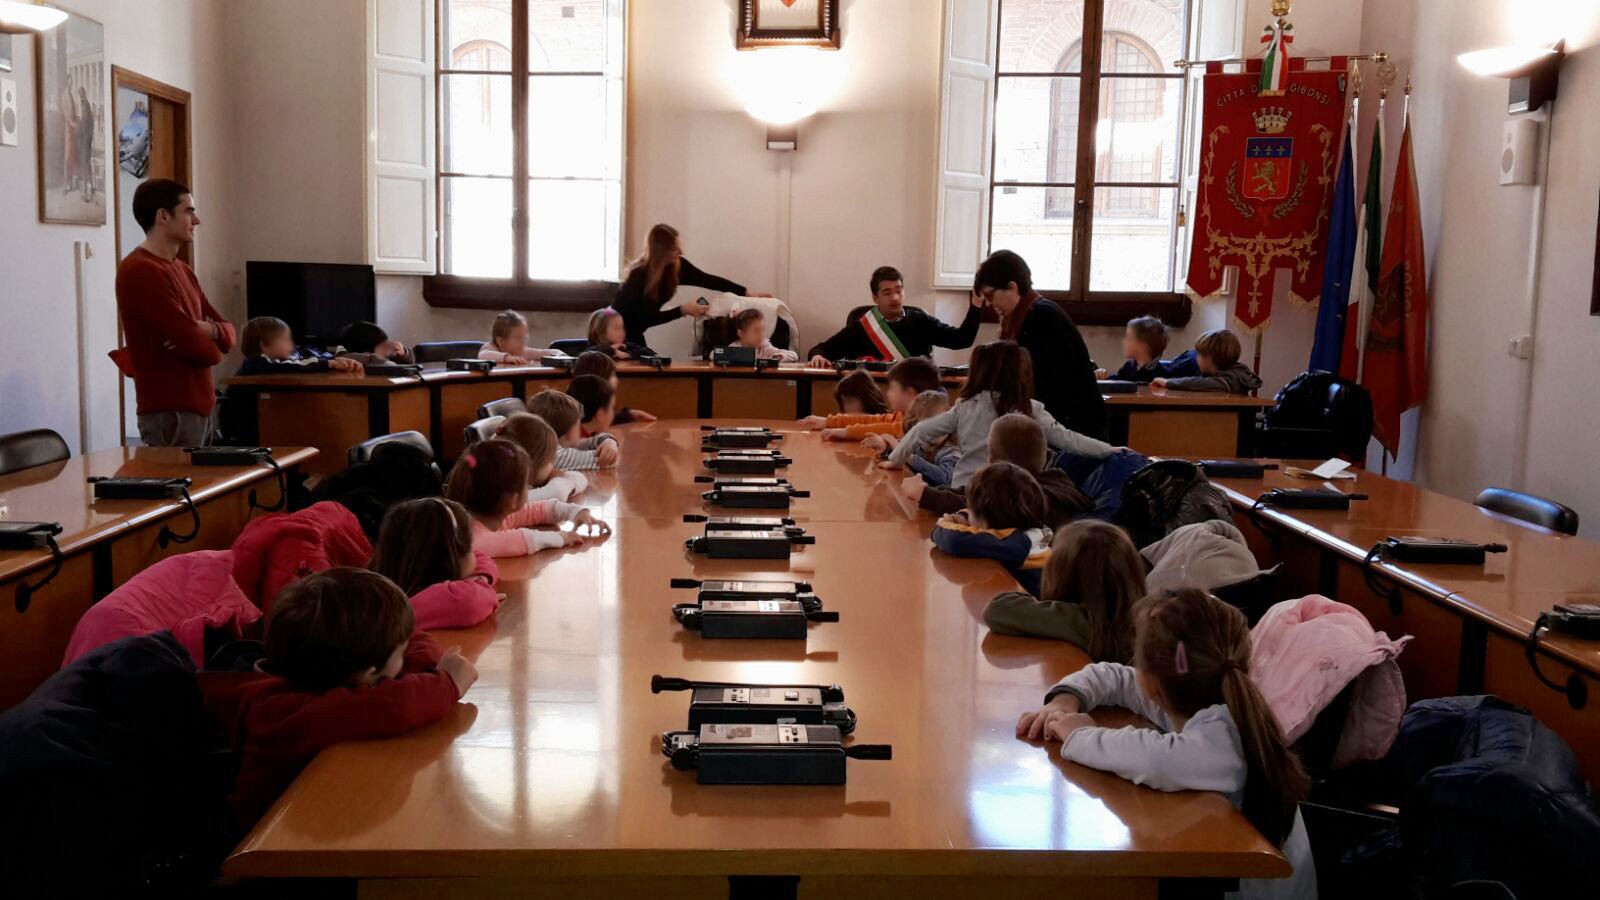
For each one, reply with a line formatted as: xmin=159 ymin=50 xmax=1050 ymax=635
xmin=1112 ymin=459 xmax=1231 ymax=548
xmin=1262 ymin=370 xmax=1375 ymax=462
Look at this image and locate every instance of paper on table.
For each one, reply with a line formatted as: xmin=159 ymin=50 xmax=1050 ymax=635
xmin=1283 ymin=458 xmax=1357 ymax=480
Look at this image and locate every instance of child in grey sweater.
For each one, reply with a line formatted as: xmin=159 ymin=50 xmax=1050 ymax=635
xmin=1018 ymin=588 xmax=1317 ymax=899
xmin=883 ymin=340 xmax=1115 ymax=488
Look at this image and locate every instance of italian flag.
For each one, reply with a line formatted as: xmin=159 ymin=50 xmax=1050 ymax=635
xmin=860 ymin=308 xmax=910 ymax=361
xmin=1258 ymin=22 xmax=1293 ymax=96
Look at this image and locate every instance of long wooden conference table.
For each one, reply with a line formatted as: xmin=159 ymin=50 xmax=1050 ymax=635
xmin=224 ymin=361 xmax=1272 ymax=474
xmin=226 ymin=421 xmax=1287 ymax=899
xmin=0 ymin=445 xmax=318 ymax=709
xmin=1205 ymin=463 xmax=1600 ymax=782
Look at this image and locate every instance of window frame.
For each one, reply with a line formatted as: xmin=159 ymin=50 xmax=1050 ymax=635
xmin=989 ymin=0 xmax=1194 ymax=325
xmin=425 ymin=0 xmax=625 ymax=312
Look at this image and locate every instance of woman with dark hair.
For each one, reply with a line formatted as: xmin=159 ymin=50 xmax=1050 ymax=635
xmin=612 ymin=224 xmax=772 ymax=347
xmin=973 ymin=250 xmax=1107 ymax=439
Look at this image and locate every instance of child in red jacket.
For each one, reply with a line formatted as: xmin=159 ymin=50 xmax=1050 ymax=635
xmin=202 ymin=568 xmax=477 ymax=830
xmin=369 ymin=497 xmax=502 ymax=631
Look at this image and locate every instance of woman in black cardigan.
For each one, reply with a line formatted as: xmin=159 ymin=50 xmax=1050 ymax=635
xmin=613 ymin=223 xmax=772 ymax=347
xmin=973 ymin=250 xmax=1108 ymax=439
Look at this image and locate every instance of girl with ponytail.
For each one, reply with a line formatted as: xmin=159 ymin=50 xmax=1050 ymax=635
xmin=1016 ymin=587 xmax=1316 ymax=898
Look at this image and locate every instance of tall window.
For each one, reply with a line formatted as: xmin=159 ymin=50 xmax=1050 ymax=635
xmin=436 ymin=0 xmax=625 ymax=294
xmin=992 ymin=0 xmax=1189 ymax=299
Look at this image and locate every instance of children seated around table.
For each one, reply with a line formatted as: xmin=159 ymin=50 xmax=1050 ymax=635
xmin=1017 ymin=587 xmax=1315 ymax=899
xmin=1153 ymin=328 xmax=1262 ymax=394
xmin=202 ymin=567 xmax=478 ymax=830
xmin=800 ymin=357 xmax=943 ymax=445
xmin=337 ymin=321 xmax=414 ymax=365
xmin=900 ymin=391 xmax=960 ymax=486
xmin=571 ymin=351 xmax=657 ymax=424
xmin=983 ymin=520 xmax=1144 ymax=657
xmin=368 ymin=497 xmax=501 ymax=631
xmin=930 ymin=461 xmax=1053 ymax=593
xmin=496 ymin=411 xmax=588 ymax=501
xmin=527 ymin=389 xmax=620 ymax=470
xmin=728 ymin=308 xmax=799 ymax=363
xmin=911 ymin=413 xmax=1094 ymax=523
xmin=445 ymin=438 xmax=609 ymax=558
xmin=584 ymin=307 xmax=655 ymax=360
xmin=884 ymin=340 xmax=1116 ymax=489
xmin=1094 ymin=316 xmax=1197 ymax=383
xmin=222 ymin=317 xmax=364 ymax=443
xmin=236 ymin=316 xmax=364 ymax=376
xmin=478 ymin=309 xmax=561 ymax=366
xmin=566 ymin=374 xmax=619 ymax=438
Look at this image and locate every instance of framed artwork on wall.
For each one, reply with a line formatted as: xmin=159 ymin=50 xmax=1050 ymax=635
xmin=36 ymin=5 xmax=107 ymax=225
xmin=738 ymin=0 xmax=840 ymax=50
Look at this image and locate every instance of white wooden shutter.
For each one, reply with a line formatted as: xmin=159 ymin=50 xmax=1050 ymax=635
xmin=1194 ymin=0 xmax=1245 ymax=63
xmin=932 ymin=0 xmax=999 ymax=290
xmin=365 ymin=0 xmax=437 ymax=274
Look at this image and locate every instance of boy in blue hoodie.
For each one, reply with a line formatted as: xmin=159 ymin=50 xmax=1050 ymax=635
xmin=1096 ymin=316 xmax=1198 ymax=383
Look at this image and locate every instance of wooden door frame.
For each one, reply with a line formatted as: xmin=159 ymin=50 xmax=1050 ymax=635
xmin=110 ymin=66 xmax=192 ymax=445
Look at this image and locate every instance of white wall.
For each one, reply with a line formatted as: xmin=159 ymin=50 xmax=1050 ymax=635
xmin=0 ymin=0 xmax=229 ymax=452
xmin=1361 ymin=0 xmax=1600 ymax=535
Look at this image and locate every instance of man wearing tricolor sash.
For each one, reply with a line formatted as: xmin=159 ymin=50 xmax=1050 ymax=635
xmin=806 ymin=266 xmax=983 ymax=365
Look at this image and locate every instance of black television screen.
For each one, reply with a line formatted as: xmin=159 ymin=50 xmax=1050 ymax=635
xmin=246 ymin=261 xmax=377 ymax=347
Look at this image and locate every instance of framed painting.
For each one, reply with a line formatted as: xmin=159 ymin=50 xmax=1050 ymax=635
xmin=738 ymin=0 xmax=840 ymax=50
xmin=36 ymin=6 xmax=106 ymax=225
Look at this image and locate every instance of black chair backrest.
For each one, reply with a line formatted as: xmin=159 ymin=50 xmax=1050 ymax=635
xmin=0 ymin=429 xmax=70 ymax=478
xmin=550 ymin=338 xmax=589 ymax=357
xmin=413 ymin=341 xmax=484 ymax=363
xmin=479 ymin=397 xmax=526 ymax=420
xmin=1475 ymin=487 xmax=1579 ymax=536
xmin=1264 ymin=370 xmax=1375 ymax=460
xmin=464 ymin=416 xmax=504 ymax=449
xmin=347 ymin=430 xmax=435 ymax=467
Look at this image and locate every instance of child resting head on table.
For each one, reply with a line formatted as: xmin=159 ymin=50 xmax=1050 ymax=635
xmin=527 ymin=389 xmax=619 ymax=470
xmin=910 ymin=412 xmax=1094 ymax=523
xmin=369 ymin=497 xmax=501 ymax=631
xmin=496 ymin=411 xmax=588 ymax=502
xmin=445 ymin=438 xmax=608 ymax=558
xmin=983 ymin=519 xmax=1144 ymax=659
xmin=929 ymin=461 xmax=1053 ymax=594
xmin=802 ymin=357 xmax=944 ymax=448
xmin=571 ymin=350 xmax=656 ymax=424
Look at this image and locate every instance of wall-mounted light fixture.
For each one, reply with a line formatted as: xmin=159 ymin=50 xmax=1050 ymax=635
xmin=1457 ymin=40 xmax=1565 ymax=113
xmin=0 ymin=0 xmax=68 ymax=35
xmin=736 ymin=46 xmax=839 ymax=151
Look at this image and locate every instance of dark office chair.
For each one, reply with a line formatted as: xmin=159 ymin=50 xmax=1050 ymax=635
xmin=346 ymin=430 xmax=435 ymax=468
xmin=1474 ymin=487 xmax=1579 ymax=536
xmin=463 ymin=416 xmax=504 ymax=449
xmin=412 ymin=341 xmax=484 ymax=363
xmin=0 ymin=429 xmax=71 ymax=478
xmin=550 ymin=338 xmax=589 ymax=357
xmin=1257 ymin=370 xmax=1374 ymax=462
xmin=478 ymin=397 xmax=526 ymax=420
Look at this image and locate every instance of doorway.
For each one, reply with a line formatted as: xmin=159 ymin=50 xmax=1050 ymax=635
xmin=111 ymin=66 xmax=191 ymax=445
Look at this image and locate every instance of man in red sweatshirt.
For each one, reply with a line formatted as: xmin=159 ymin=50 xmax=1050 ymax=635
xmin=115 ymin=179 xmax=235 ymax=446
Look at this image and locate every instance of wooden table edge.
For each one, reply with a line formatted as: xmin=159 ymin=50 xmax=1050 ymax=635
xmin=0 ymin=446 xmax=319 ymax=583
xmin=223 ymin=845 xmax=1290 ymax=882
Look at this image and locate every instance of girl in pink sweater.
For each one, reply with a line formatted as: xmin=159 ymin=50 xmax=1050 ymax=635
xmin=369 ymin=497 xmax=503 ymax=631
xmin=445 ymin=438 xmax=609 ymax=558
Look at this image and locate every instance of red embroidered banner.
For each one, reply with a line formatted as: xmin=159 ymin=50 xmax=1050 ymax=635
xmin=1185 ymin=66 xmax=1348 ymax=333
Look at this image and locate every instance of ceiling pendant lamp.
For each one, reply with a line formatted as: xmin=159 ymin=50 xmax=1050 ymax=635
xmin=0 ymin=1 xmax=69 ymax=36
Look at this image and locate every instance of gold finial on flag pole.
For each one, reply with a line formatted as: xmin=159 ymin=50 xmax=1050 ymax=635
xmin=1272 ymin=0 xmax=1292 ymax=22
xmin=1376 ymin=51 xmax=1397 ymax=99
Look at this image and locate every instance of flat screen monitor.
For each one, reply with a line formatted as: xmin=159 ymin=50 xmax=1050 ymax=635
xmin=245 ymin=261 xmax=377 ymax=347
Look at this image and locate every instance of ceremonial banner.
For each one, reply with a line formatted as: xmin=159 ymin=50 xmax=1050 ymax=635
xmin=1186 ymin=66 xmax=1348 ymax=333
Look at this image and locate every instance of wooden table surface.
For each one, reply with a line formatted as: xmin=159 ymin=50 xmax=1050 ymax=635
xmin=0 ymin=446 xmax=319 ymax=583
xmin=226 ymin=421 xmax=1286 ymax=885
xmin=1205 ymin=463 xmax=1600 ymax=676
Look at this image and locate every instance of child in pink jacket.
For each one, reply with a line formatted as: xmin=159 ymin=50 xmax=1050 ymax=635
xmin=368 ymin=497 xmax=503 ymax=631
xmin=445 ymin=438 xmax=610 ymax=558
